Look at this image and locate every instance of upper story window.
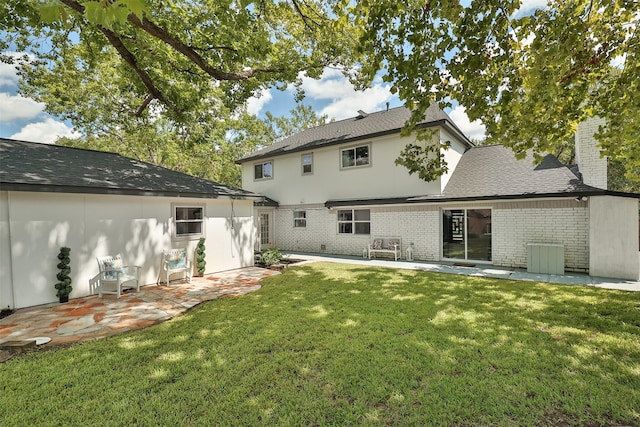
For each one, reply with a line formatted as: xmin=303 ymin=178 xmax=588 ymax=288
xmin=301 ymin=154 xmax=313 ymax=175
xmin=294 ymin=210 xmax=307 ymax=228
xmin=337 ymin=209 xmax=370 ymax=235
xmin=341 ymin=144 xmax=370 ymax=169
xmin=174 ymin=206 xmax=204 ymax=238
xmin=254 ymin=161 xmax=273 ymax=180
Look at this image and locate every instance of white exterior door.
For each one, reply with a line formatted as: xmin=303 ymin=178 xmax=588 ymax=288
xmin=258 ymin=210 xmax=274 ymax=249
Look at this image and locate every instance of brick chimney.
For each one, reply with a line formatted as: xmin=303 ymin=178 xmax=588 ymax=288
xmin=575 ymin=117 xmax=607 ymax=189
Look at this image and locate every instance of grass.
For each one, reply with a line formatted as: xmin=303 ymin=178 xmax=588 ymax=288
xmin=2 ymin=262 xmax=639 ymax=426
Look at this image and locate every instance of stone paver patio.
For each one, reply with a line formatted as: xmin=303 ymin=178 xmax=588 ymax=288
xmin=0 ymin=267 xmax=279 ymax=359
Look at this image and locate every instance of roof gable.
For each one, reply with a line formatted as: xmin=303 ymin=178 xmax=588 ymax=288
xmin=0 ymin=139 xmax=260 ymax=199
xmin=238 ymin=104 xmax=472 ymax=163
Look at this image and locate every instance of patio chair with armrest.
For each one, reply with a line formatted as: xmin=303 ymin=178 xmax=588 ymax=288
xmin=96 ymin=255 xmax=141 ymax=298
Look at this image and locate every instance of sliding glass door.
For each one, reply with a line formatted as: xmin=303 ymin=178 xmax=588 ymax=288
xmin=442 ymin=209 xmax=492 ymax=261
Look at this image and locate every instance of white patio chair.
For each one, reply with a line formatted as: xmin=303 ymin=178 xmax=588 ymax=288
xmin=162 ymin=248 xmax=192 ymax=285
xmin=96 ymin=255 xmax=141 ymax=298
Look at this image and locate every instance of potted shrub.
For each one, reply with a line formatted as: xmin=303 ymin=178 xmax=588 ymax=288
xmin=196 ymin=238 xmax=206 ymax=276
xmin=54 ymin=247 xmax=72 ymax=303
xmin=260 ymin=247 xmax=283 ymax=269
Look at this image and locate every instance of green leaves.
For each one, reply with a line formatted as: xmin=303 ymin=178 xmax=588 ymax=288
xmin=81 ymin=0 xmax=147 ymax=27
xmin=355 ymin=0 xmax=640 ymax=182
xmin=9 ymin=0 xmax=639 ymax=183
xmin=38 ymin=0 xmax=69 ymax=23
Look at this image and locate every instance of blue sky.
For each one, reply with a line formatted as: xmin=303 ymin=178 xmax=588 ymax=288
xmin=0 ymin=59 xmax=487 ymax=144
xmin=0 ymin=0 xmax=548 ymax=144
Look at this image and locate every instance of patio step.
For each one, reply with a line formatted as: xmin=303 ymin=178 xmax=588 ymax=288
xmin=0 ymin=350 xmax=13 ymax=362
xmin=0 ymin=339 xmax=36 ymax=354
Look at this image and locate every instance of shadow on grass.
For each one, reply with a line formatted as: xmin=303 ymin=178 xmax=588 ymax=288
xmin=2 ymin=262 xmax=638 ymax=426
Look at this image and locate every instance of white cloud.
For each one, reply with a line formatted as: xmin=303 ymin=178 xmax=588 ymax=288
xmin=10 ymin=118 xmax=80 ymax=144
xmin=0 ymin=52 xmax=29 ymax=87
xmin=296 ymin=68 xmax=395 ymax=120
xmin=611 ymin=53 xmax=626 ymax=68
xmin=320 ymin=86 xmax=393 ymax=120
xmin=448 ymin=106 xmax=486 ymax=141
xmin=246 ymin=88 xmax=273 ymax=115
xmin=513 ymin=0 xmax=549 ymax=17
xmin=0 ymin=62 xmax=19 ymax=87
xmin=0 ymin=93 xmax=44 ymax=122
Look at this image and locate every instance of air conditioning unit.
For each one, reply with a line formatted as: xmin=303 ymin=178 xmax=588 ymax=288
xmin=527 ymin=243 xmax=565 ymax=275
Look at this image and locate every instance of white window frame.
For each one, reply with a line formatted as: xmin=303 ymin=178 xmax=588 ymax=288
xmin=301 ymin=153 xmax=313 ymax=175
xmin=293 ymin=210 xmax=307 ymax=228
xmin=173 ymin=205 xmax=205 ymax=239
xmin=254 ymin=160 xmax=274 ymax=180
xmin=340 ymin=143 xmax=371 ymax=169
xmin=337 ymin=209 xmax=370 ymax=235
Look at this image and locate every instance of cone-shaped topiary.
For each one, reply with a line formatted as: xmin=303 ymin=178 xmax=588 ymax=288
xmin=54 ymin=247 xmax=72 ymax=302
xmin=196 ymin=238 xmax=206 ymax=276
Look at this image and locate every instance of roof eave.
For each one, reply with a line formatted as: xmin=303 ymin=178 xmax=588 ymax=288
xmin=0 ymin=182 xmax=263 ymax=200
xmin=324 ymin=189 xmax=640 ymax=208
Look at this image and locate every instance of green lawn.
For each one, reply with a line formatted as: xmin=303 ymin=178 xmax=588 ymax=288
xmin=2 ymin=262 xmax=639 ymax=426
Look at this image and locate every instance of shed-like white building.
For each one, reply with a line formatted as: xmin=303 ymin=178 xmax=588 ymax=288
xmin=0 ymin=139 xmax=262 ymax=309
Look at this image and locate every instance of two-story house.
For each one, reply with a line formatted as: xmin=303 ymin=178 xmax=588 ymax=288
xmin=238 ymin=105 xmax=639 ymax=281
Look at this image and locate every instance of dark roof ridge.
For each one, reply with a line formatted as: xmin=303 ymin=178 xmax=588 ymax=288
xmin=0 ymin=137 xmax=122 ymax=157
xmin=237 ymin=103 xmax=471 ymax=163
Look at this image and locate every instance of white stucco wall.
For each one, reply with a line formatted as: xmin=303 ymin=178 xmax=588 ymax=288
xmin=242 ymin=130 xmax=454 ymax=205
xmin=575 ymin=117 xmax=607 ymax=189
xmin=0 ymin=191 xmax=13 ymax=311
xmin=440 ymin=130 xmax=468 ymax=193
xmin=1 ymin=191 xmax=255 ymax=309
xmin=589 ymin=195 xmax=639 ymax=280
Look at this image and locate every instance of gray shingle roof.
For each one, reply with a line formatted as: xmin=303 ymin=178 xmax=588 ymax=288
xmin=0 ymin=138 xmax=261 ymax=199
xmin=436 ymin=144 xmax=598 ymax=199
xmin=237 ymin=104 xmax=473 ymax=163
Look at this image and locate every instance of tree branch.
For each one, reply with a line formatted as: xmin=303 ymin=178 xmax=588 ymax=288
xmin=126 ymin=13 xmax=271 ymax=80
xmin=291 ymin=0 xmax=322 ymax=28
xmin=59 ymin=0 xmax=179 ymax=115
xmin=133 ymin=94 xmax=154 ymax=117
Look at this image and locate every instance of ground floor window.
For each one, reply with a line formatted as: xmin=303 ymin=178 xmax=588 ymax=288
xmin=174 ymin=206 xmax=204 ymax=237
xmin=442 ymin=208 xmax=491 ymax=261
xmin=337 ymin=209 xmax=370 ymax=235
xmin=294 ymin=211 xmax=306 ymax=228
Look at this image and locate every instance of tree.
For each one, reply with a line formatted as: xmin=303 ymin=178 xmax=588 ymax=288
xmin=56 ymin=109 xmax=272 ymax=187
xmin=4 ymin=1 xmax=638 ymax=184
xmin=2 ymin=0 xmax=364 ymax=119
xmin=264 ymin=104 xmax=330 ymax=142
xmin=354 ymin=0 xmax=639 ymax=182
xmin=1 ymin=0 xmax=348 ymax=187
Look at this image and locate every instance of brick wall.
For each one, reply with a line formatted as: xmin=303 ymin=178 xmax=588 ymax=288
xmin=273 ymin=199 xmax=590 ymax=272
xmin=274 ymin=205 xmax=440 ymax=259
xmin=492 ymin=200 xmax=589 ymax=272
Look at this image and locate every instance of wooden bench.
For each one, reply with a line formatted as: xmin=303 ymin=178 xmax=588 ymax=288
xmin=368 ymin=237 xmax=402 ymax=261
